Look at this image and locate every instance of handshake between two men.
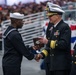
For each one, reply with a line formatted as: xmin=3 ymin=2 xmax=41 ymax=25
xmin=32 ymin=37 xmax=48 ymax=62
xmin=33 ymin=37 xmax=57 ymax=61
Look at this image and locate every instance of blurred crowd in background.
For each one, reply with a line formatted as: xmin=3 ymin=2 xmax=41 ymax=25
xmin=0 ymin=0 xmax=76 ymax=25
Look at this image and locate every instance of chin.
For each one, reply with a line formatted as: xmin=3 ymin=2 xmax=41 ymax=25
xmin=18 ymin=25 xmax=23 ymax=28
xmin=17 ymin=26 xmax=22 ymax=28
xmin=19 ymin=26 xmax=22 ymax=28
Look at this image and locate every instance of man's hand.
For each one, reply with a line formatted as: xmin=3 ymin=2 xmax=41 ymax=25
xmin=38 ymin=37 xmax=48 ymax=44
xmin=32 ymin=45 xmax=40 ymax=50
xmin=34 ymin=54 xmax=43 ymax=62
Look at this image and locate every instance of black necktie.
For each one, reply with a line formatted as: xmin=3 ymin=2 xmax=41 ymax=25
xmin=51 ymin=26 xmax=55 ymax=33
xmin=49 ymin=26 xmax=55 ymax=39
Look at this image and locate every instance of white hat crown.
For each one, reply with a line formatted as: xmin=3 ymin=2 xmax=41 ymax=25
xmin=47 ymin=2 xmax=61 ymax=9
xmin=46 ymin=2 xmax=65 ymax=13
xmin=10 ymin=12 xmax=24 ymax=19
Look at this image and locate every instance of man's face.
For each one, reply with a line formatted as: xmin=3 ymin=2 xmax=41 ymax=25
xmin=15 ymin=19 xmax=23 ymax=28
xmin=48 ymin=14 xmax=58 ymax=24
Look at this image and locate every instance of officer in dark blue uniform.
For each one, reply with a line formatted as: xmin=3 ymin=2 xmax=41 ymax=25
xmin=36 ymin=2 xmax=72 ymax=75
xmin=70 ymin=44 xmax=76 ymax=75
xmin=2 ymin=12 xmax=38 ymax=75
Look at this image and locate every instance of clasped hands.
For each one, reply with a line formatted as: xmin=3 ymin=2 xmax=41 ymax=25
xmin=34 ymin=53 xmax=43 ymax=62
xmin=32 ymin=46 xmax=43 ymax=62
xmin=32 ymin=37 xmax=48 ymax=62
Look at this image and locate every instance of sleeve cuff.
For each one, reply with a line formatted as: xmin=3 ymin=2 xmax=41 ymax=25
xmin=50 ymin=40 xmax=57 ymax=49
xmin=41 ymin=50 xmax=48 ymax=57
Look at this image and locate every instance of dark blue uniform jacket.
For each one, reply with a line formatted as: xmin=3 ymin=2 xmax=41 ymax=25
xmin=2 ymin=26 xmax=34 ymax=67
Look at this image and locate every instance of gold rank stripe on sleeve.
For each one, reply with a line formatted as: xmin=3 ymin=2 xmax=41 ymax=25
xmin=50 ymin=40 xmax=57 ymax=49
xmin=42 ymin=50 xmax=48 ymax=57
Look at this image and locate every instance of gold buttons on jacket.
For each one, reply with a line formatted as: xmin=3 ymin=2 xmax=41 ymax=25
xmin=74 ymin=62 xmax=76 ymax=64
xmin=72 ymin=61 xmax=76 ymax=64
xmin=50 ymin=54 xmax=54 ymax=56
xmin=52 ymin=54 xmax=54 ymax=56
xmin=56 ymin=44 xmax=58 ymax=46
xmin=72 ymin=55 xmax=76 ymax=64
